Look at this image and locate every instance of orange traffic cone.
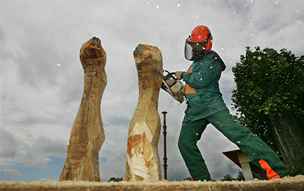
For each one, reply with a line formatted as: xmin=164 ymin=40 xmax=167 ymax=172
xmin=258 ymin=159 xmax=281 ymax=180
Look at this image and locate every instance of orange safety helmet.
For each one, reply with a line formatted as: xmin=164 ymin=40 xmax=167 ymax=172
xmin=184 ymin=25 xmax=213 ymax=60
xmin=190 ymin=25 xmax=213 ymax=49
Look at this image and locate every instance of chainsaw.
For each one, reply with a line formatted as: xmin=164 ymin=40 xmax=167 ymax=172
xmin=161 ymin=70 xmax=185 ymax=103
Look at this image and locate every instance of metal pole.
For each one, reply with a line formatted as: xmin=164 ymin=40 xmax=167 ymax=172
xmin=162 ymin=111 xmax=168 ymax=180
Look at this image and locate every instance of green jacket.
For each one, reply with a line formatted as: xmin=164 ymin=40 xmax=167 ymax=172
xmin=181 ymin=50 xmax=227 ymax=121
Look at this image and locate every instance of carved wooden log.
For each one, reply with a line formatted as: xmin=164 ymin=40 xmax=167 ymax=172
xmin=125 ymin=44 xmax=163 ymax=181
xmin=60 ymin=37 xmax=107 ymax=181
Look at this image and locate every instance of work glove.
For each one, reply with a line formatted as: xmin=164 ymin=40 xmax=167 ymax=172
xmin=175 ymin=71 xmax=184 ymax=80
xmin=186 ymin=66 xmax=192 ymax=74
xmin=175 ymin=66 xmax=192 ymax=80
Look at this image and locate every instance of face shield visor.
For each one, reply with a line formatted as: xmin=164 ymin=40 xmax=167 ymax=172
xmin=184 ymin=36 xmax=208 ymax=61
xmin=184 ymin=37 xmax=194 ymax=61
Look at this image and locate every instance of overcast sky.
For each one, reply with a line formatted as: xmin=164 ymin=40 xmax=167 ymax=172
xmin=0 ymin=0 xmax=303 ymax=181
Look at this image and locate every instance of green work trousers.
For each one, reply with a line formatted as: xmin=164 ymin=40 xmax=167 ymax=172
xmin=178 ymin=108 xmax=287 ymax=180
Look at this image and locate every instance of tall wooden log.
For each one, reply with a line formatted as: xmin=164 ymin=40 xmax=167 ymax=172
xmin=125 ymin=44 xmax=163 ymax=181
xmin=60 ymin=37 xmax=107 ymax=181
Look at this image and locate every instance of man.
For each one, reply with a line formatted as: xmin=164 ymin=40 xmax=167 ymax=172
xmin=175 ymin=25 xmax=287 ymax=181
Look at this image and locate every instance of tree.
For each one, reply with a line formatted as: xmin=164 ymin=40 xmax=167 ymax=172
xmin=232 ymin=47 xmax=304 ymax=175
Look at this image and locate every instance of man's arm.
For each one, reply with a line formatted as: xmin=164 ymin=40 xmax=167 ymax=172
xmin=182 ymin=60 xmax=222 ymax=89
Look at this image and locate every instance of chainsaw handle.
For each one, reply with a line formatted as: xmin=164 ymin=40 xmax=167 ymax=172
xmin=164 ymin=70 xmax=177 ymax=80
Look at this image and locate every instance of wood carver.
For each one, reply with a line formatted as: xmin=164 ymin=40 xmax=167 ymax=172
xmin=60 ymin=37 xmax=107 ymax=181
xmin=125 ymin=44 xmax=163 ymax=181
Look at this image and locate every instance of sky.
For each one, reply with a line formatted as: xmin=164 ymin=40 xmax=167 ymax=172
xmin=0 ymin=0 xmax=304 ymax=181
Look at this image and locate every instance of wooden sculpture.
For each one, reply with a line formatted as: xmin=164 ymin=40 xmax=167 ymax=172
xmin=125 ymin=44 xmax=163 ymax=181
xmin=60 ymin=37 xmax=107 ymax=181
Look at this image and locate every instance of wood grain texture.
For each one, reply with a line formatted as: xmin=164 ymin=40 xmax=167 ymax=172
xmin=125 ymin=44 xmax=163 ymax=181
xmin=60 ymin=37 xmax=107 ymax=181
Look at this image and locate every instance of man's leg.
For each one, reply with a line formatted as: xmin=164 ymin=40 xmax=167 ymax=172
xmin=178 ymin=115 xmax=210 ymax=180
xmin=206 ymin=109 xmax=288 ymax=179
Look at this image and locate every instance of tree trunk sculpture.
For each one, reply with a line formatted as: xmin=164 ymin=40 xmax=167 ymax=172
xmin=60 ymin=37 xmax=107 ymax=181
xmin=125 ymin=44 xmax=163 ymax=181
